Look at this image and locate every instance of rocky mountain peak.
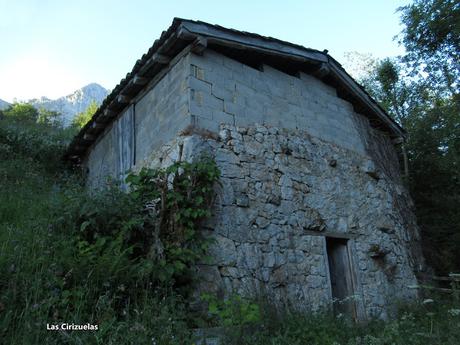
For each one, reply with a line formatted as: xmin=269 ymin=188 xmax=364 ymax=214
xmin=27 ymin=83 xmax=110 ymax=126
xmin=0 ymin=99 xmax=10 ymax=111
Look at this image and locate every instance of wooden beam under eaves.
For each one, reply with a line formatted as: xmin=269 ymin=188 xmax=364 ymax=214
xmin=83 ymin=133 xmax=95 ymax=141
xmin=117 ymin=95 xmax=131 ymax=104
xmin=74 ymin=145 xmax=88 ymax=152
xmin=89 ymin=121 xmax=105 ymax=131
xmin=96 ymin=109 xmax=116 ymax=123
xmin=191 ymin=36 xmax=207 ymax=55
xmin=138 ymin=53 xmax=171 ymax=75
xmin=311 ymin=62 xmax=330 ymax=79
xmin=103 ymin=109 xmax=117 ymax=118
xmin=152 ymin=53 xmax=170 ymax=65
xmin=132 ymin=75 xmax=149 ymax=86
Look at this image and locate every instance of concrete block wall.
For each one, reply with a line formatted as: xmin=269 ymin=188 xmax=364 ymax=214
xmin=83 ymin=55 xmax=192 ymax=187
xmin=188 ymin=50 xmax=367 ymax=155
xmin=134 ymin=55 xmax=191 ymax=165
xmin=84 ymin=48 xmax=376 ymax=186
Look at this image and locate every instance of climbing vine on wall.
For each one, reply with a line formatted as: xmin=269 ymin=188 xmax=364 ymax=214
xmin=57 ymin=155 xmax=221 ymax=317
xmin=124 ymin=155 xmax=221 ymax=288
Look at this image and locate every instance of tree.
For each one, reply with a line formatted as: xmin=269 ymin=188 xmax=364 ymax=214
xmin=353 ymin=0 xmax=460 ymax=274
xmin=398 ymin=0 xmax=460 ymax=95
xmin=72 ymin=100 xmax=99 ymax=129
xmin=3 ymin=103 xmax=39 ymax=122
xmin=37 ymin=108 xmax=62 ymax=127
xmin=397 ymin=0 xmax=460 ymax=274
xmin=367 ymin=62 xmax=460 ymax=274
xmin=342 ymin=52 xmax=379 ymax=82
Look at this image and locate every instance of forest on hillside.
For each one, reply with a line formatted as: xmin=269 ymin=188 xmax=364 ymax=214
xmin=0 ymin=0 xmax=459 ymax=344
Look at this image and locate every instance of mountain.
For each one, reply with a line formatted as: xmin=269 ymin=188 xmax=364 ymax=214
xmin=28 ymin=83 xmax=109 ymax=126
xmin=0 ymin=99 xmax=10 ymax=111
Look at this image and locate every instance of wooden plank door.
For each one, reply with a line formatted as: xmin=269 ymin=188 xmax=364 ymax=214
xmin=326 ymin=237 xmax=356 ymax=318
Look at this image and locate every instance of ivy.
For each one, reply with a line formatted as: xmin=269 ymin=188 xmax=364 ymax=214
xmin=72 ymin=155 xmax=220 ymax=300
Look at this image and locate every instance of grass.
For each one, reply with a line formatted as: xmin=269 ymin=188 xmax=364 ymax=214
xmin=1 ymin=115 xmax=459 ymax=344
xmin=0 ymin=116 xmax=197 ymax=344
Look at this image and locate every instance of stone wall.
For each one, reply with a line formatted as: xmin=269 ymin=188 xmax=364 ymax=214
xmin=141 ymin=124 xmax=420 ymax=320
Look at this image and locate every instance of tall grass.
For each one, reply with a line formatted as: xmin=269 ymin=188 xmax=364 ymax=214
xmin=1 ymin=116 xmax=459 ymax=344
xmin=0 ymin=118 xmax=189 ymax=344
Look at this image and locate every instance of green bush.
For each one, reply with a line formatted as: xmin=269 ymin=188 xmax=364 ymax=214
xmin=201 ymin=293 xmax=261 ymax=327
xmin=0 ymin=116 xmax=75 ymax=171
xmin=71 ymin=100 xmax=98 ymax=129
xmin=3 ymin=103 xmax=39 ymax=122
xmin=225 ymin=300 xmax=460 ymax=345
xmin=0 ymin=111 xmax=220 ymax=343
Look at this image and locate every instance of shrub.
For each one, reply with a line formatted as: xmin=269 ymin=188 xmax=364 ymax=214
xmin=3 ymin=103 xmax=39 ymax=122
xmin=1 ymin=113 xmax=220 ymax=343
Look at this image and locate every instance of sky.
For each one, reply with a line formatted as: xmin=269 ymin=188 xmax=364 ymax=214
xmin=0 ymin=0 xmax=410 ymax=103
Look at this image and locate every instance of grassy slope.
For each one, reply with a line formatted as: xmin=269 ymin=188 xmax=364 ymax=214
xmin=0 ymin=118 xmax=77 ymax=343
xmin=0 ymin=118 xmax=191 ymax=344
xmin=0 ymin=117 xmax=459 ymax=345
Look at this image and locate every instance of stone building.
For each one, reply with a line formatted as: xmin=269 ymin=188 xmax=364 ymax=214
xmin=66 ymin=18 xmax=424 ymax=319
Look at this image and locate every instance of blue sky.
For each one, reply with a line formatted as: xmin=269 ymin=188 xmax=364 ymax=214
xmin=0 ymin=0 xmax=409 ymax=102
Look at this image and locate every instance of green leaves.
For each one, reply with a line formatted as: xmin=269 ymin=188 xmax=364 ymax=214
xmin=0 ymin=114 xmax=75 ymax=171
xmin=71 ymin=100 xmax=99 ymax=129
xmin=398 ymin=0 xmax=460 ymax=95
xmin=201 ymin=293 xmax=261 ymax=327
xmin=69 ymin=155 xmax=220 ymax=299
xmin=3 ymin=103 xmax=39 ymax=122
xmin=352 ymin=0 xmax=460 ymax=275
xmin=1 ymin=114 xmax=213 ymax=344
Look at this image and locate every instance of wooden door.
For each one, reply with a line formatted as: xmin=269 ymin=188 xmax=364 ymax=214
xmin=326 ymin=237 xmax=356 ymax=318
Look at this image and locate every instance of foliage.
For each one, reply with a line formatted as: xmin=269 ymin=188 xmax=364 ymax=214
xmin=227 ymin=298 xmax=460 ymax=345
xmin=1 ymin=112 xmax=220 ymax=343
xmin=342 ymin=52 xmax=379 ymax=82
xmin=2 ymin=102 xmax=64 ymax=126
xmin=3 ymin=102 xmax=39 ymax=122
xmin=201 ymin=293 xmax=260 ymax=327
xmin=398 ymin=0 xmax=460 ymax=95
xmin=0 ymin=115 xmax=75 ymax=171
xmin=352 ymin=0 xmax=460 ymax=274
xmin=72 ymin=100 xmax=99 ymax=128
xmin=37 ymin=108 xmax=62 ymax=126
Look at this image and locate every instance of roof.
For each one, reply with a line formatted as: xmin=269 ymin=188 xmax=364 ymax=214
xmin=65 ymin=18 xmax=405 ymax=163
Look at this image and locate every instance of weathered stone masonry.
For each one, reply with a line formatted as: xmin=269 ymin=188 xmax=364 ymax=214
xmin=70 ymin=19 xmax=424 ymax=320
xmin=141 ymin=123 xmax=420 ymax=320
